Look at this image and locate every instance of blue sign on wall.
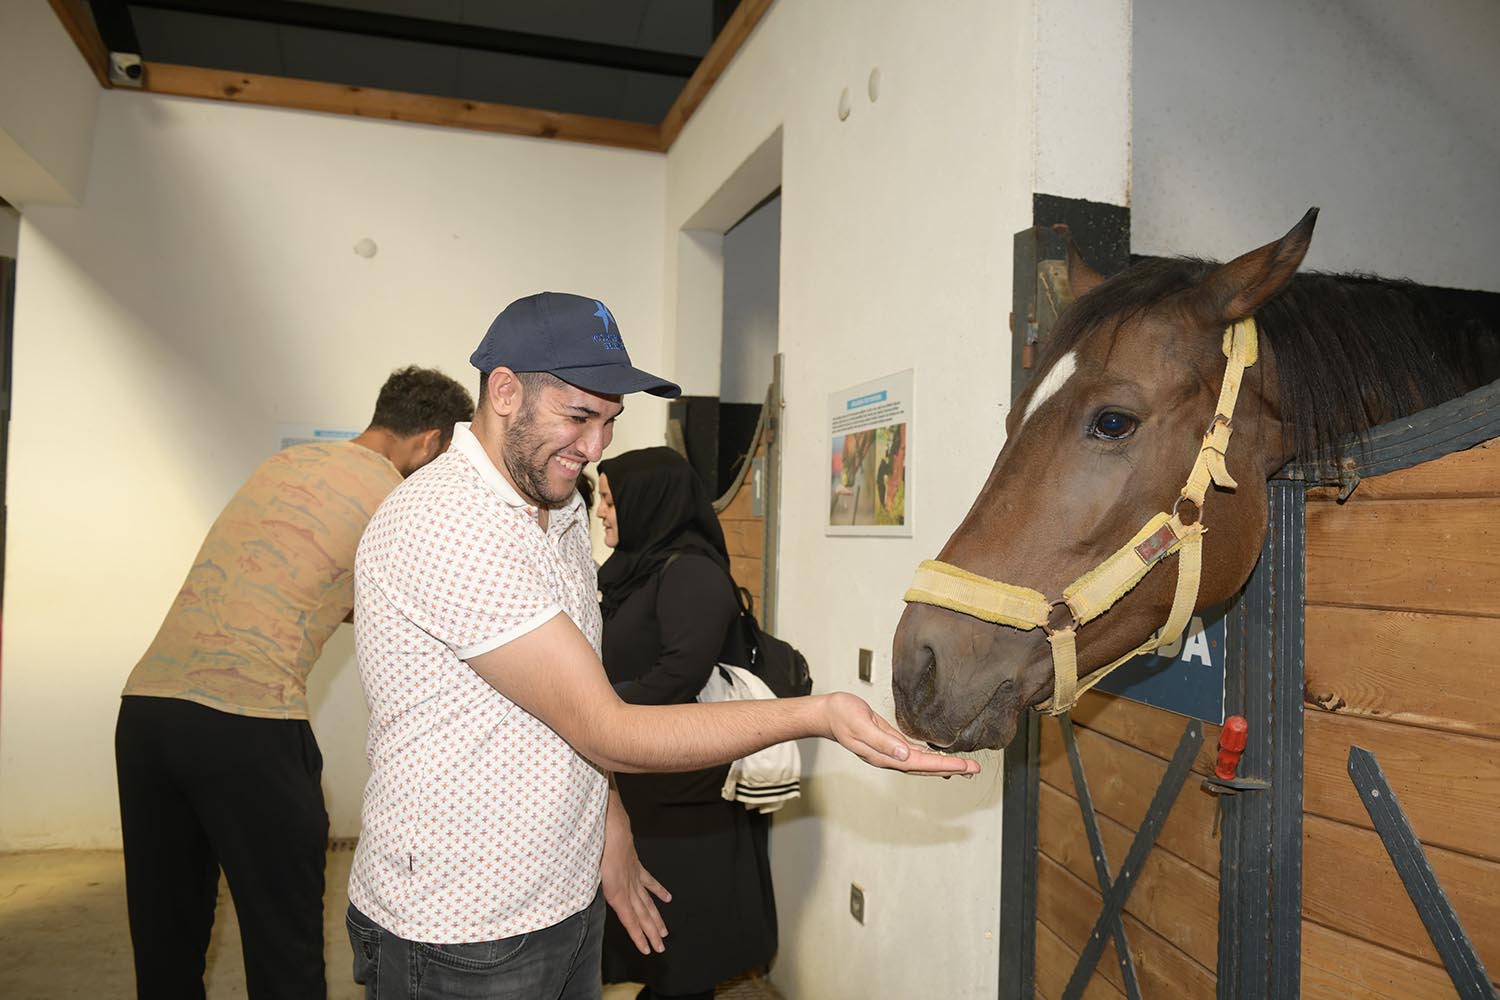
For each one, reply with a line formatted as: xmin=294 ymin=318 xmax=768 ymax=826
xmin=1092 ymin=602 xmax=1228 ymax=724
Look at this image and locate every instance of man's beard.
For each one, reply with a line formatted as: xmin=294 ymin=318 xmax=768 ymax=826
xmin=502 ymin=407 xmax=574 ymax=509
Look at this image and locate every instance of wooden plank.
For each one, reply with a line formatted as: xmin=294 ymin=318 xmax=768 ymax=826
xmin=139 ymin=63 xmax=663 ymax=151
xmin=1306 ymin=605 xmax=1500 ymax=740
xmin=1071 ymin=690 xmax=1221 ymax=777
xmin=1308 ymin=439 xmax=1500 ymax=502
xmin=1037 ymin=855 xmax=1215 ymax=1000
xmin=1303 ymin=710 xmax=1500 ymax=863
xmin=719 ymin=484 xmax=756 ymax=520
xmin=719 ymin=518 xmax=764 ymax=560
xmin=1306 ymin=498 xmax=1500 ymax=617
xmin=1036 ymin=919 xmax=1127 ymax=1000
xmin=1303 ymin=920 xmax=1463 ymax=999
xmin=658 ymin=0 xmax=775 ymax=149
xmin=1039 ymin=720 xmax=1220 ymax=876
xmin=728 ymin=556 xmax=762 ymax=600
xmin=46 ymin=0 xmax=111 ymax=87
xmin=1303 ymin=814 xmax=1500 ymax=983
xmin=1038 ymin=781 xmax=1220 ymax=970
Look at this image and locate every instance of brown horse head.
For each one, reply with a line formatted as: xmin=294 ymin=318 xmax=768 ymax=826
xmin=891 ymin=210 xmax=1320 ymax=750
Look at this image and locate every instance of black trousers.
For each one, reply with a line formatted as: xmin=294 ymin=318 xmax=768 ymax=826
xmin=115 ymin=695 xmax=329 ymax=1000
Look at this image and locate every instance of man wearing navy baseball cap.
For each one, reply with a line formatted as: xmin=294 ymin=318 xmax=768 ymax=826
xmin=345 ymin=293 xmax=977 ymax=1000
xmin=472 ymin=291 xmax=682 ymax=401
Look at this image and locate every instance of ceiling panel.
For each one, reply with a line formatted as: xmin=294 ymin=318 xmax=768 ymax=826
xmin=108 ymin=0 xmax=723 ymax=125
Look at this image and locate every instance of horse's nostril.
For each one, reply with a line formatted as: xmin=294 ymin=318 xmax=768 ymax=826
xmin=904 ymin=643 xmax=939 ymax=714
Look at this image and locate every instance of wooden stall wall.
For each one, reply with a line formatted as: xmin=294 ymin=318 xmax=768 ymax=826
xmin=1301 ymin=438 xmax=1500 ymax=999
xmin=1034 ymin=693 xmax=1223 ymax=999
xmin=716 ymin=419 xmax=768 ymax=612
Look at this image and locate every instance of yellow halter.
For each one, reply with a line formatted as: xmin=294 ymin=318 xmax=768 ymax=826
xmin=903 ymin=318 xmax=1259 ymax=715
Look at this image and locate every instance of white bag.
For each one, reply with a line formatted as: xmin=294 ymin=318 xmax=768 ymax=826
xmin=697 ymin=664 xmax=803 ymax=813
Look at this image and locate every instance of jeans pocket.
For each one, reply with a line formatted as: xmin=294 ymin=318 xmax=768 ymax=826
xmin=345 ymin=906 xmax=381 ymax=986
xmin=418 ymin=932 xmax=530 ymax=974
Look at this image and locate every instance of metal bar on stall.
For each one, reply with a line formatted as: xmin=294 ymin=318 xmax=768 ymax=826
xmin=1348 ymin=748 xmax=1498 ymax=1000
xmin=1268 ymin=479 xmax=1305 ymax=998
xmin=1060 ymin=716 xmax=1144 ymax=1000
xmin=997 ymin=710 xmax=1040 ymax=1000
xmin=1062 ymin=718 xmax=1203 ymax=1000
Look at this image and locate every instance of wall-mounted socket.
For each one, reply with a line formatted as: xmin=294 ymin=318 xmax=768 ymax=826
xmin=849 ymin=882 xmax=866 ymax=924
xmin=857 ymin=648 xmax=873 ymax=683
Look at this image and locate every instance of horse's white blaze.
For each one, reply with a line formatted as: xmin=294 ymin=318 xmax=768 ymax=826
xmin=1021 ymin=351 xmax=1077 ymax=427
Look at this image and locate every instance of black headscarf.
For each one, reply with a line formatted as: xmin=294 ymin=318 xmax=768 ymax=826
xmin=596 ymin=447 xmax=731 ymax=619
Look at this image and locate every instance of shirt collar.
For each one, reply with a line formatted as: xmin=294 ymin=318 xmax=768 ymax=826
xmin=450 ymin=422 xmax=585 ymax=519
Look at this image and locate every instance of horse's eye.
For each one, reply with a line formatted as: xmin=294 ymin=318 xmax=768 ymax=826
xmin=1091 ymin=410 xmax=1138 ymax=441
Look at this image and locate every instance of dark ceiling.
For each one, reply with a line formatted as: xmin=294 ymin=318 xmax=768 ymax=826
xmin=85 ymin=0 xmax=739 ymax=124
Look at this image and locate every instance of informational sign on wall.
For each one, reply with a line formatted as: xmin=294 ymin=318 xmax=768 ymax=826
xmin=827 ymin=369 xmax=912 ymax=537
xmin=1093 ymin=602 xmax=1228 ymax=724
xmin=277 ymin=424 xmax=359 ymax=451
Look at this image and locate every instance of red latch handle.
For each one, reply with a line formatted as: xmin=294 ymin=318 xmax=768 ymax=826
xmin=1215 ymin=715 xmax=1248 ymax=781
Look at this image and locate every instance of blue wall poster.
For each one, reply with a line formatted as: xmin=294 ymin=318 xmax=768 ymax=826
xmin=1092 ymin=602 xmax=1227 ymax=724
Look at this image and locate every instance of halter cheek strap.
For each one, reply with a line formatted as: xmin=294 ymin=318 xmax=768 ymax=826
xmin=903 ymin=317 xmax=1258 ymax=716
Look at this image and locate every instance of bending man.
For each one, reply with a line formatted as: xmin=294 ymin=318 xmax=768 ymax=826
xmin=346 ymin=294 xmax=977 ymax=999
xmin=117 ymin=365 xmax=475 ymax=999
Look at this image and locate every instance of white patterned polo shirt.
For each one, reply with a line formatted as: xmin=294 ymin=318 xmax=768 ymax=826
xmin=348 ymin=422 xmax=608 ymax=943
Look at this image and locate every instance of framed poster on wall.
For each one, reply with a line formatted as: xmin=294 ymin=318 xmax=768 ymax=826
xmin=827 ymin=369 xmax=912 ymax=537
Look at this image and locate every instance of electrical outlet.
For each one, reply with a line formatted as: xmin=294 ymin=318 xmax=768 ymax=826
xmin=849 ymin=882 xmax=866 ymax=924
xmin=857 ymin=648 xmax=873 ymax=683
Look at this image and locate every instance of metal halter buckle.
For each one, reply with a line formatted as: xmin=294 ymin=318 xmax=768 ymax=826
xmin=1044 ymin=598 xmax=1077 ymax=636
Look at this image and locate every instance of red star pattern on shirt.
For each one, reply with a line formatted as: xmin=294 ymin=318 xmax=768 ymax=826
xmin=348 ymin=425 xmax=607 ymax=944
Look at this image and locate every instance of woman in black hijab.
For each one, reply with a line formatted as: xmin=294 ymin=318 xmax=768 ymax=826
xmin=596 ymin=447 xmax=777 ymax=1000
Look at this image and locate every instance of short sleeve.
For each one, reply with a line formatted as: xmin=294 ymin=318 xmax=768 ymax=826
xmin=379 ymin=506 xmax=564 ymax=660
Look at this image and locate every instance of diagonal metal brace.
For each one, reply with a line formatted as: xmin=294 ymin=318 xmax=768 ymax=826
xmin=1060 ymin=715 xmax=1144 ymax=1000
xmin=1348 ymin=747 xmax=1499 ymax=1000
xmin=1063 ymin=717 xmax=1203 ymax=1000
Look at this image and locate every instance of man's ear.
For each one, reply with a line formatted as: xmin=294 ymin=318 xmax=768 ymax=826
xmin=419 ymin=427 xmax=444 ymax=462
xmin=486 ymin=367 xmax=522 ymax=417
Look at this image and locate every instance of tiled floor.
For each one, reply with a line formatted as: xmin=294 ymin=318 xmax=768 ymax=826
xmin=0 ymin=848 xmax=781 ymax=999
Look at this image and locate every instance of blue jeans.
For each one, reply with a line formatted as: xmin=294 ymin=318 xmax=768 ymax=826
xmin=345 ymin=892 xmax=604 ymax=1000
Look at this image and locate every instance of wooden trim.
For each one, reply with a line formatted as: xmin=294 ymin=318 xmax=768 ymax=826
xmin=658 ymin=0 xmax=775 ymax=149
xmin=139 ymin=63 xmax=664 ymax=151
xmin=47 ymin=0 xmax=112 ymax=88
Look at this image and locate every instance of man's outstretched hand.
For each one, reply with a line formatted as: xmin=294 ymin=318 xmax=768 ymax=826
xmin=821 ymin=692 xmax=981 ymax=776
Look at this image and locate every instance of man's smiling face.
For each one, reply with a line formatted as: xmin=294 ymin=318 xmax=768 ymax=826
xmin=503 ymin=377 xmax=623 ymax=509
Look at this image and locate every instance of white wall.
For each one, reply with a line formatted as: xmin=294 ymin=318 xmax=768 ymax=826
xmin=0 ymin=91 xmax=666 ymax=848
xmin=1035 ymin=0 xmax=1132 ymax=206
xmin=665 ymin=2 xmax=1036 ymax=996
xmin=720 ymin=194 xmax=780 ymax=404
xmin=0 ymin=1 xmax=100 ymax=206
xmin=1133 ymin=0 xmax=1500 ymax=290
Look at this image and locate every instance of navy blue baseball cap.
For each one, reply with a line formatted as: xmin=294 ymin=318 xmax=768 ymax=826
xmin=470 ymin=292 xmax=681 ymax=399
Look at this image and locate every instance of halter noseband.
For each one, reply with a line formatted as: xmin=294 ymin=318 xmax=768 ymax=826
xmin=903 ymin=318 xmax=1259 ymax=715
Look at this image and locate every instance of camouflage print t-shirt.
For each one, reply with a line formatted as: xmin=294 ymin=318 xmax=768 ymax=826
xmin=123 ymin=441 xmax=402 ymax=719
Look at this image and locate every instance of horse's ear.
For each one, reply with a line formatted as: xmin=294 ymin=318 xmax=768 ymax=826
xmin=1194 ymin=207 xmax=1319 ymax=325
xmin=1056 ymin=225 xmax=1107 ymax=298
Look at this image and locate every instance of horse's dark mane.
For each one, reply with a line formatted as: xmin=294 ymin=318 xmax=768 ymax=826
xmin=1045 ymin=256 xmax=1500 ymax=465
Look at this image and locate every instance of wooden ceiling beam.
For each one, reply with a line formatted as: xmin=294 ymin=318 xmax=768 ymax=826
xmin=659 ymin=0 xmax=775 ymax=150
xmin=142 ymin=63 xmax=664 ymax=152
xmin=46 ymin=0 xmax=113 ymax=88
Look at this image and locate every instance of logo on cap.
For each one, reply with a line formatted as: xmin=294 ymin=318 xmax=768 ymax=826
xmin=592 ymin=300 xmax=624 ymax=351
